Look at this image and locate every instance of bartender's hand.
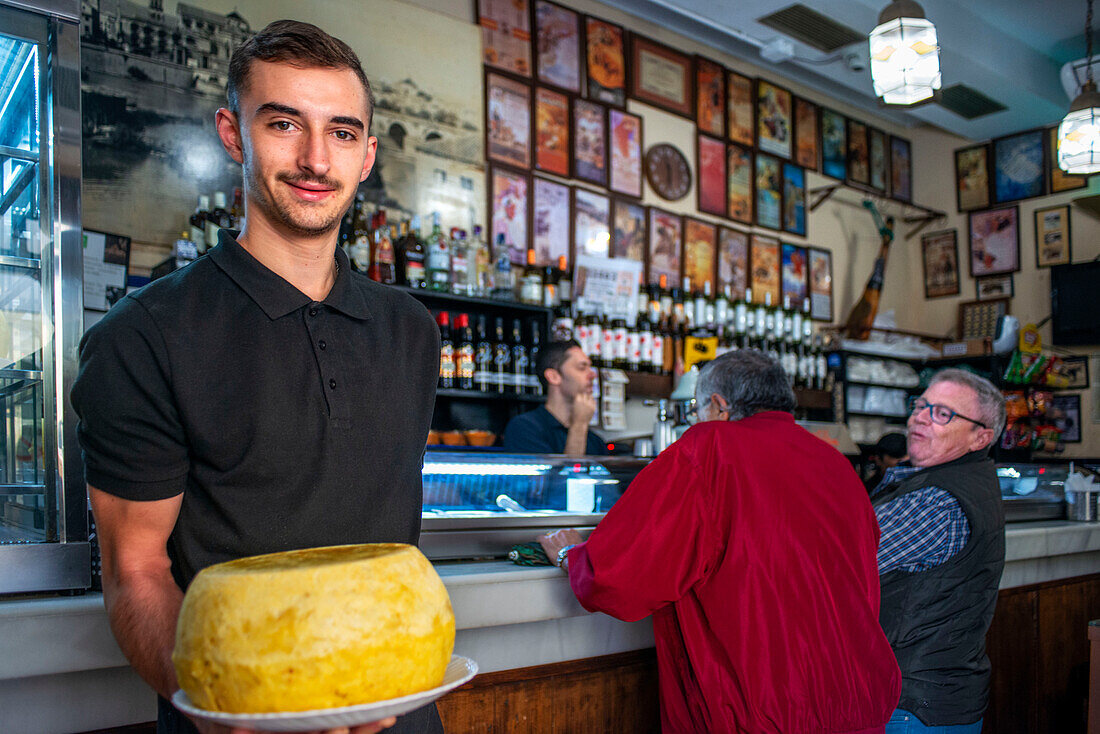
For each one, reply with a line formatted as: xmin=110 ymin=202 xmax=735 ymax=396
xmin=570 ymin=391 xmax=597 ymax=428
xmin=539 ymin=528 xmax=584 ymax=570
xmin=190 ymin=716 xmax=396 ymax=734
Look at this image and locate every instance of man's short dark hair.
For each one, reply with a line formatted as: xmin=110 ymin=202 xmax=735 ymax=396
xmin=695 ymin=349 xmax=796 ymax=420
xmin=872 ymin=432 xmax=908 ymax=459
xmin=227 ymin=20 xmax=376 ymax=130
xmin=537 ymin=339 xmax=582 ymax=392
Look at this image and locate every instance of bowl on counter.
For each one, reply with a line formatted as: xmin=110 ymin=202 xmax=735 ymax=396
xmin=440 ymin=431 xmax=467 ymax=446
xmin=463 ymin=430 xmax=496 ymax=447
xmin=426 ymin=430 xmax=441 ymax=446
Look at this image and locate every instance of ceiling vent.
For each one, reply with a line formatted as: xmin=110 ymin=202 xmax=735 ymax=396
xmin=935 ymin=84 xmax=1007 ymax=120
xmin=758 ymin=5 xmax=866 ymax=54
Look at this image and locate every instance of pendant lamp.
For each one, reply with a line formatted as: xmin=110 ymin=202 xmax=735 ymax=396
xmin=868 ymin=0 xmax=942 ymax=105
xmin=1059 ymin=0 xmax=1100 ymax=174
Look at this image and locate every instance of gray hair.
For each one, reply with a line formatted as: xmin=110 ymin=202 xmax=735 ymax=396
xmin=928 ymin=368 xmax=1006 ymax=441
xmin=695 ymin=349 xmax=796 ymax=420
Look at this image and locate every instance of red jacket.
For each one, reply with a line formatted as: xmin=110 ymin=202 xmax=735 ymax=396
xmin=568 ymin=412 xmax=901 ymax=733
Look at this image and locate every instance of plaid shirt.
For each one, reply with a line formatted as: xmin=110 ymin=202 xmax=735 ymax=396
xmin=872 ymin=465 xmax=970 ymax=574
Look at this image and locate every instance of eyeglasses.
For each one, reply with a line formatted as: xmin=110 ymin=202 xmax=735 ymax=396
xmin=908 ymin=397 xmax=987 ymax=428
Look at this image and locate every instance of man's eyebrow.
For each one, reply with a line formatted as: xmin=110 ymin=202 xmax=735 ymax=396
xmin=254 ymin=104 xmax=364 ymax=131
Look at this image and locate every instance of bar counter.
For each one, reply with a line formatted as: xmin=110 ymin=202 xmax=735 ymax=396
xmin=1 ymin=519 xmax=1097 ymax=733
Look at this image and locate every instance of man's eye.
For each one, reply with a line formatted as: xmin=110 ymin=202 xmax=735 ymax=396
xmin=272 ymin=121 xmax=293 ymax=131
xmin=334 ymin=130 xmax=355 ymax=140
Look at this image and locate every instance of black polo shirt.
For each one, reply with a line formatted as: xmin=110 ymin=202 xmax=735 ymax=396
xmin=72 ymin=230 xmax=440 ymax=590
xmin=502 ymin=405 xmax=610 ymax=455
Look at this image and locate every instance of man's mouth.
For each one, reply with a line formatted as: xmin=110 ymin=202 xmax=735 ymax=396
xmin=281 ymin=177 xmax=338 ymax=201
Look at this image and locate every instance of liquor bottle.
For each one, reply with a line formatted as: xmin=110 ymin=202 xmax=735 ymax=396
xmin=658 ymin=274 xmax=673 ymax=322
xmin=398 ymin=218 xmax=424 ymax=288
xmin=693 ymin=281 xmax=707 ymax=332
xmin=599 ymin=313 xmax=615 ymax=369
xmin=671 ymin=285 xmax=686 ymax=332
xmin=451 ymin=228 xmax=475 ymax=296
xmin=369 ymin=209 xmax=396 ymax=284
xmin=493 ymin=317 xmax=510 ymax=395
xmin=681 ymin=277 xmax=694 ymax=330
xmin=474 ymin=315 xmax=493 ymax=393
xmin=455 ymin=313 xmax=475 ymax=390
xmin=229 ymin=187 xmax=244 ymax=229
xmin=552 ymin=257 xmax=575 ymax=341
xmin=813 ymin=335 xmax=828 ymax=390
xmin=557 ymin=257 xmax=573 ymax=309
xmin=471 ymin=225 xmax=493 ymax=297
xmin=425 ymin=212 xmax=451 ymax=292
xmin=637 ymin=312 xmax=653 ymax=373
xmin=437 ymin=311 xmax=455 ymax=389
xmin=349 ymin=205 xmax=372 ymax=273
xmin=542 ymin=264 xmax=557 ymax=308
xmin=491 ymin=234 xmax=515 ymax=300
xmin=650 ymin=316 xmax=665 ymax=375
xmin=511 ymin=319 xmax=528 ymax=395
xmin=205 ymin=191 xmax=232 ymax=250
xmin=661 ymin=316 xmax=675 ymax=376
xmin=626 ymin=317 xmax=641 ymax=372
xmin=844 ymin=215 xmax=894 ymax=340
xmin=611 ymin=317 xmax=628 ymax=370
xmin=716 ymin=285 xmax=731 ymax=338
xmin=647 ymin=284 xmax=662 ymax=326
xmin=519 ymin=248 xmax=543 ymax=304
xmin=587 ymin=312 xmax=603 ymax=368
xmin=190 ymin=195 xmax=210 ymax=253
xmin=529 ymin=321 xmax=543 ymax=396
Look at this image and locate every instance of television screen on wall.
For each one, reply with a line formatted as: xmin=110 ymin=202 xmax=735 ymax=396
xmin=1051 ymin=261 xmax=1100 ymax=346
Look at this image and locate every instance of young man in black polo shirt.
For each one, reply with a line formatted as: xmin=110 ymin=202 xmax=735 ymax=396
xmin=71 ymin=21 xmax=440 ymax=734
xmin=502 ymin=339 xmax=609 ymax=456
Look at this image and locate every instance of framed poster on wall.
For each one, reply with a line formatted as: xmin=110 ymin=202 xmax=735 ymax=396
xmin=478 ymin=0 xmax=532 ymax=76
xmin=534 ymin=0 xmax=581 ymax=93
xmin=808 ymin=247 xmax=833 ymax=322
xmin=629 ymin=35 xmax=693 ymax=117
xmin=584 ymin=16 xmax=627 ymax=106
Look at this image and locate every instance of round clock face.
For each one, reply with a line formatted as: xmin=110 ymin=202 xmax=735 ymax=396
xmin=644 ymin=143 xmax=692 ymax=201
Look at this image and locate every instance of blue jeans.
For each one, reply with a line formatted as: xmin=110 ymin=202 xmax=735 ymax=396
xmin=886 ymin=708 xmax=983 ymax=734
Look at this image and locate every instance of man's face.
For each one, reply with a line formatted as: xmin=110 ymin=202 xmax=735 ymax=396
xmin=551 ymin=347 xmax=595 ymax=400
xmin=907 ymin=381 xmax=994 ymax=467
xmin=216 ymin=60 xmax=377 ymax=238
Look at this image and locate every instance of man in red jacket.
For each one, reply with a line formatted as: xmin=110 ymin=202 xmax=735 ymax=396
xmin=541 ymin=349 xmax=900 ymax=733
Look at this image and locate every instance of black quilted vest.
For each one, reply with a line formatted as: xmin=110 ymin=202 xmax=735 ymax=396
xmin=872 ymin=451 xmax=1005 ymax=726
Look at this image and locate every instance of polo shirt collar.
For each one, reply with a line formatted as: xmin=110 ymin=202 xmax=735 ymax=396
xmin=208 ymin=230 xmax=372 ymax=321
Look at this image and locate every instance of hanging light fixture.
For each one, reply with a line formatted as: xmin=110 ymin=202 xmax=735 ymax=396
xmin=868 ymin=0 xmax=942 ymax=105
xmin=1059 ymin=0 xmax=1100 ymax=174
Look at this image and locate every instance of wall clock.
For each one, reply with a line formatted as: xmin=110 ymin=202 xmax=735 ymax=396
xmin=644 ymin=143 xmax=692 ymax=201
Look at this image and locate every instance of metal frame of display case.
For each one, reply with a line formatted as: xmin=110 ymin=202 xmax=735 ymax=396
xmin=0 ymin=0 xmax=87 ymax=594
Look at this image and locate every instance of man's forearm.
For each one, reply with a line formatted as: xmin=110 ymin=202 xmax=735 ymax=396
xmin=563 ymin=424 xmax=588 ymax=456
xmin=103 ymin=569 xmax=185 ymax=700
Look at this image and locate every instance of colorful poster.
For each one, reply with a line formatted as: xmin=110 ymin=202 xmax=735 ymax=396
xmin=479 ymin=0 xmax=532 ymax=76
xmin=611 ymin=199 xmax=646 ymax=263
xmin=755 ymin=153 xmax=782 ymax=231
xmin=756 ymin=80 xmax=792 ymax=159
xmin=574 ymin=99 xmax=607 ymax=184
xmin=697 ymin=134 xmax=727 ymax=216
xmin=683 ymin=219 xmax=717 ymax=292
xmin=920 ymin=229 xmax=960 ymax=298
xmin=718 ymin=227 xmax=749 ymax=299
xmin=727 ymin=71 xmax=754 ymax=147
xmin=781 ymin=242 xmax=808 ymax=304
xmin=750 ymin=234 xmax=780 ymax=305
xmin=821 ymin=108 xmax=847 ymax=181
xmin=794 ymin=98 xmax=818 ymax=170
xmin=532 ymin=177 xmax=571 ymax=266
xmin=782 ymin=163 xmax=806 ymax=236
xmin=808 ymin=248 xmax=833 ymax=321
xmin=609 ymin=109 xmax=642 ymax=197
xmin=585 ymin=18 xmax=626 ymax=106
xmin=491 ymin=168 xmax=529 ymax=264
xmin=573 ymin=188 xmax=611 ymax=258
xmin=535 ymin=1 xmax=580 ymax=92
xmin=994 ymin=130 xmax=1045 ymax=203
xmin=487 ymin=72 xmax=532 ymax=168
xmin=727 ymin=143 xmax=752 ymax=224
xmin=648 ymin=209 xmax=682 ymax=286
xmin=696 ymin=57 xmax=725 ymax=137
xmin=535 ymin=87 xmax=569 ymax=176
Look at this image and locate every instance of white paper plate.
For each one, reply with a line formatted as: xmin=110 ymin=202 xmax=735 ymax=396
xmin=172 ymin=655 xmax=477 ymax=732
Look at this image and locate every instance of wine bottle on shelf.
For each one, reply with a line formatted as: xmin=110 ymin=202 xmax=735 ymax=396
xmin=612 ymin=317 xmax=628 ymax=370
xmin=189 ymin=195 xmax=210 ymax=253
xmin=557 ymin=256 xmax=573 ymax=308
xmin=425 ymin=212 xmax=451 ymax=292
xmin=474 ymin=315 xmax=493 ymax=393
xmin=491 ymin=234 xmax=515 ymax=301
xmin=542 ymin=263 xmax=558 ymax=308
xmin=369 ymin=209 xmax=396 ymax=284
xmin=599 ymin=313 xmax=614 ymax=370
xmin=637 ymin=312 xmax=653 ymax=373
xmin=454 ymin=313 xmax=475 ymax=390
xmin=587 ymin=312 xmax=603 ymax=368
xmin=349 ymin=203 xmax=372 ymax=273
xmin=437 ymin=311 xmax=455 ymax=389
xmin=510 ymin=319 xmax=528 ymax=395
xmin=844 ymin=212 xmax=894 ymax=340
xmin=529 ymin=321 xmax=543 ymax=396
xmin=229 ymin=187 xmax=244 ymax=229
xmin=471 ymin=225 xmax=493 ymax=297
xmin=693 ymin=281 xmax=707 ymax=332
xmin=519 ymin=248 xmax=543 ymax=305
xmin=400 ymin=218 xmax=427 ymax=289
xmin=658 ymin=274 xmax=672 ymax=322
xmin=626 ymin=317 xmax=641 ymax=372
xmin=650 ymin=316 xmax=665 ymax=375
xmin=205 ymin=191 xmax=231 ymax=250
xmin=450 ymin=228 xmax=474 ymax=296
xmin=493 ymin=317 xmax=510 ymax=395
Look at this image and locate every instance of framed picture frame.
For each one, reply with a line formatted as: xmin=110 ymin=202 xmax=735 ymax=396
xmin=750 ymin=233 xmax=781 ymax=305
xmin=958 ymin=297 xmax=1009 ymax=339
xmin=534 ymin=0 xmax=582 ymax=93
xmin=1061 ymin=355 xmax=1090 ymax=389
xmin=1034 ymin=204 xmax=1072 ymax=268
xmin=531 ymin=176 xmax=573 ymax=267
xmin=573 ymin=98 xmax=607 ymax=186
xmin=608 ymin=109 xmax=643 ymax=198
xmin=683 ymin=218 xmax=718 ymax=292
xmin=781 ymin=242 xmax=808 ymax=306
xmin=629 ymin=35 xmax=693 ymax=118
xmin=727 ymin=143 xmax=754 ymax=225
xmin=583 ymin=16 xmax=627 ymax=107
xmin=993 ymin=129 xmax=1047 ymax=203
xmin=718 ymin=226 xmax=749 ymax=299
xmin=793 ymin=97 xmax=819 ymax=171
xmin=695 ymin=56 xmax=725 ymax=138
xmin=890 ymin=136 xmax=913 ymax=203
xmin=489 ymin=165 xmax=531 ymax=265
xmin=486 ymin=71 xmax=532 ymax=169
xmin=968 ymin=206 xmax=1020 ymax=277
xmin=697 ymin=133 xmax=727 ymax=217
xmin=755 ymin=79 xmax=793 ymax=160
xmin=647 ymin=208 xmax=683 ymax=286
xmin=976 ymin=274 xmax=1014 ymax=300
xmin=611 ymin=197 xmax=647 ymax=266
xmin=572 ymin=187 xmax=611 ymax=258
xmin=868 ymin=127 xmax=888 ymax=193
xmin=808 ymin=247 xmax=833 ymax=322
xmin=754 ymin=152 xmax=783 ymax=231
xmin=920 ymin=229 xmax=960 ymax=299
xmin=846 ymin=118 xmax=870 ymax=187
xmin=820 ymin=107 xmax=847 ymax=181
xmin=1048 ymin=126 xmax=1089 ymax=193
xmin=534 ymin=86 xmax=571 ymax=177
xmin=82 ymin=230 xmax=131 ymax=311
xmin=478 ymin=0 xmax=532 ymax=77
xmin=955 ymin=144 xmax=991 ymax=212
xmin=782 ymin=162 xmax=807 ymax=237
xmin=1051 ymin=394 xmax=1082 ymax=443
xmin=726 ymin=70 xmax=755 ymax=147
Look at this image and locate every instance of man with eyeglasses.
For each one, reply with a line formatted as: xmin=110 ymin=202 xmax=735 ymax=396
xmin=871 ymin=368 xmax=1006 ymax=734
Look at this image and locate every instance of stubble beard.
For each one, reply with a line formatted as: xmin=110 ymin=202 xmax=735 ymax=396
xmin=245 ymin=164 xmax=351 ymax=238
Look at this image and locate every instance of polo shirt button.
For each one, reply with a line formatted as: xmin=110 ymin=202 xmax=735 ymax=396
xmin=329 ymin=378 xmax=337 ymax=389
xmin=309 ymin=307 xmax=319 ymax=317
xmin=319 ymin=339 xmax=327 ymax=350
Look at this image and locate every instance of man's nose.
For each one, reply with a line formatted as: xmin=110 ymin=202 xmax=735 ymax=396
xmin=298 ymin=130 xmax=331 ymax=176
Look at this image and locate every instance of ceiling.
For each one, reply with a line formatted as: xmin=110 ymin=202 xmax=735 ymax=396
xmin=603 ymin=0 xmax=1092 ymax=142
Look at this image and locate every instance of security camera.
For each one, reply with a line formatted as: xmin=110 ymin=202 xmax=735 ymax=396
xmin=844 ymin=51 xmax=867 ymax=73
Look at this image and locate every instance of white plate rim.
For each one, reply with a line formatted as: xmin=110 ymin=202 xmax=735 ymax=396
xmin=172 ymin=654 xmax=477 ymax=728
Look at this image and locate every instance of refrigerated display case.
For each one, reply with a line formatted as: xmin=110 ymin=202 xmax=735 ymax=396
xmin=997 ymin=463 xmax=1070 ymax=523
xmin=0 ymin=0 xmax=86 ymax=593
xmin=419 ymin=451 xmax=648 ymax=560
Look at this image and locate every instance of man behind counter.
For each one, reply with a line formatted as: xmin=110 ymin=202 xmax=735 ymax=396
xmin=502 ymin=339 xmax=609 ymax=456
xmin=71 ymin=20 xmax=440 ymax=734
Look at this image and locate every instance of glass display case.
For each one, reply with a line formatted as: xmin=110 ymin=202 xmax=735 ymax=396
xmin=0 ymin=0 xmax=86 ymax=593
xmin=420 ymin=451 xmax=649 ymax=560
xmin=997 ymin=463 xmax=1069 ymax=522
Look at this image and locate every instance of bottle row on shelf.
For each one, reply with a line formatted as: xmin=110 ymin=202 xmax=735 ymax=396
xmin=436 ymin=312 xmax=544 ymax=397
